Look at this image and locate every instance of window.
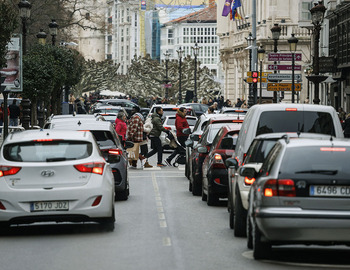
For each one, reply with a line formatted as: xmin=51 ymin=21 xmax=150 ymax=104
xmin=300 ymin=1 xmax=312 ymax=21
xmin=168 ymin=29 xmax=174 ymax=45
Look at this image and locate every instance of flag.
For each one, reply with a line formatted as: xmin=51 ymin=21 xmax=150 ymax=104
xmin=232 ymin=8 xmax=242 ymax=20
xmin=222 ymin=0 xmax=233 ymax=17
xmin=232 ymin=0 xmax=241 ymax=10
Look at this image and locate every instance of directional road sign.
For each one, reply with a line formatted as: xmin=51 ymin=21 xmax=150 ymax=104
xmin=267 ymin=83 xmax=301 ymax=91
xmin=246 ymin=71 xmax=272 ymax=77
xmin=267 ymin=74 xmax=302 ymax=81
xmin=246 ymin=77 xmax=267 ymax=83
xmin=268 ymin=53 xmax=302 ymax=62
xmin=163 ymin=84 xmax=172 ymax=88
xmin=268 ymin=64 xmax=301 ymax=71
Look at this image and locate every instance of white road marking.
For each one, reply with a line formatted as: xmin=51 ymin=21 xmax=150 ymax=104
xmin=160 ymin=221 xmax=167 ymax=228
xmin=163 ymin=237 xmax=172 ymax=246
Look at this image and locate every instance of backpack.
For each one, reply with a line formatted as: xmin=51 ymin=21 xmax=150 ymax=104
xmin=143 ymin=117 xmax=153 ymax=134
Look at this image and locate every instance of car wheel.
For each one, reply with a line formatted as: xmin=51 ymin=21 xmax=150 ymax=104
xmin=201 ymin=187 xmax=207 ymax=201
xmin=99 ymin=206 xmax=115 ymax=232
xmin=234 ymin=190 xmax=247 ymax=237
xmin=115 ymin=183 xmax=129 ymax=201
xmin=207 ymin=187 xmax=219 ymax=206
xmin=192 ymin=174 xmax=202 ymax=196
xmin=247 ymin=214 xmax=253 ymax=249
xmin=253 ymin=220 xmax=271 ymax=260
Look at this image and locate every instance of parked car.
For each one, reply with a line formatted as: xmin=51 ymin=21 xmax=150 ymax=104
xmin=245 ymin=136 xmax=350 ymax=260
xmin=147 ymin=104 xmax=196 ymax=119
xmin=140 ymin=107 xmax=150 ymax=119
xmin=92 ymin=99 xmax=139 ymax=117
xmin=201 ymin=125 xmax=240 ymax=206
xmin=160 ymin=115 xmax=197 ymax=150
xmin=188 ymin=119 xmax=243 ymax=196
xmin=187 ymin=115 xmax=244 ymax=195
xmin=181 ymin=103 xmax=209 ymax=117
xmin=0 ymin=129 xmax=115 ymax=230
xmin=43 ymin=114 xmax=105 ymax=129
xmin=93 ymin=105 xmax=127 ymax=116
xmin=48 ymin=119 xmax=132 ymax=201
xmin=219 ymin=107 xmax=248 ymax=119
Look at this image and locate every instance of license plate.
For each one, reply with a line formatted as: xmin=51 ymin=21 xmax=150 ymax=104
xmin=30 ymin=201 xmax=69 ymax=212
xmin=310 ymin=185 xmax=350 ymax=197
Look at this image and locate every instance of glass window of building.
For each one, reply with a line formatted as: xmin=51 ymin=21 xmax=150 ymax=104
xmin=300 ymin=1 xmax=312 ymax=21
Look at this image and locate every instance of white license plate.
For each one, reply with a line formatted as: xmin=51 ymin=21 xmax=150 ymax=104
xmin=310 ymin=185 xmax=350 ymax=197
xmin=30 ymin=201 xmax=69 ymax=212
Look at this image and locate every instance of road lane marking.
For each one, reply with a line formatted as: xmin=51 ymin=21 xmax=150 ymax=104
xmin=160 ymin=220 xmax=167 ymax=228
xmin=163 ymin=237 xmax=172 ymax=246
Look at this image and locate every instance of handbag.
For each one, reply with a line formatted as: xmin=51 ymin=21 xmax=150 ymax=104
xmin=126 ymin=142 xmax=140 ymax=161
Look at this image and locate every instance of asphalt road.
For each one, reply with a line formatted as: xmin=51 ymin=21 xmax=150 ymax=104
xmin=0 ymin=153 xmax=349 ymax=269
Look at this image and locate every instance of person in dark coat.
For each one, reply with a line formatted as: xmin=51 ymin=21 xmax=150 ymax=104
xmin=9 ymin=99 xmax=21 ymax=126
xmin=343 ymin=113 xmax=350 ymax=138
xmin=165 ymin=107 xmax=189 ymax=166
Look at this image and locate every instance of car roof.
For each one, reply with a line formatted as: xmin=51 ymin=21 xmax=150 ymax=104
xmin=164 ymin=115 xmax=197 ymax=119
xmin=220 ymin=107 xmax=248 ymax=112
xmin=50 ymin=114 xmax=97 ymax=120
xmin=49 ymin=119 xmax=113 ymax=131
xmin=248 ymin=103 xmax=336 ymax=113
xmin=279 ymin=137 xmax=350 ymax=148
xmin=255 ymin=132 xmax=333 ymax=140
xmin=4 ymin=129 xmax=94 ymax=144
xmin=95 ymin=105 xmax=123 ymax=109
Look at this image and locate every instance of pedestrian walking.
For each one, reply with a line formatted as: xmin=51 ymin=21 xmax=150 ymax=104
xmin=115 ymin=111 xmax=127 ymax=146
xmin=241 ymin=100 xmax=248 ymax=108
xmin=126 ymin=107 xmax=148 ymax=168
xmin=144 ymin=107 xmax=170 ymax=167
xmin=164 ymin=107 xmax=189 ymax=166
xmin=0 ymin=102 xmax=9 ymax=133
xmin=235 ymin=98 xmax=243 ymax=107
xmin=207 ymin=106 xmax=215 ymax=114
xmin=9 ymin=99 xmax=20 ymax=126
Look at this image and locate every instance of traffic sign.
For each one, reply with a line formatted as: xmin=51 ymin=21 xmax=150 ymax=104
xmin=163 ymin=84 xmax=172 ymax=88
xmin=246 ymin=77 xmax=267 ymax=83
xmin=267 ymin=83 xmax=301 ymax=91
xmin=246 ymin=71 xmax=271 ymax=77
xmin=268 ymin=64 xmax=301 ymax=71
xmin=268 ymin=53 xmax=302 ymax=62
xmin=267 ymin=74 xmax=302 ymax=81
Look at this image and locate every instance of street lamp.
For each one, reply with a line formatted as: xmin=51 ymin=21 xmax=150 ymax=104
xmin=18 ymin=0 xmax=32 ymax=55
xmin=246 ymin=32 xmax=254 ymax=107
xmin=270 ymin=23 xmax=281 ymax=103
xmin=164 ymin=50 xmax=170 ymax=100
xmin=257 ymin=46 xmax=265 ymax=104
xmin=192 ymin=43 xmax=200 ymax=103
xmin=308 ymin=1 xmax=327 ymax=104
xmin=288 ymin=34 xmax=298 ymax=103
xmin=177 ymin=46 xmax=184 ymax=105
xmin=48 ymin=19 xmax=59 ymax=46
xmin=36 ymin=29 xmax=47 ymax=45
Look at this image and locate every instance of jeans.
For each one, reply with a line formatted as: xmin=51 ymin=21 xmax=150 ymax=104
xmin=167 ymin=136 xmax=187 ymax=162
xmin=145 ymin=136 xmax=163 ymax=164
xmin=9 ymin=118 xmax=18 ymax=126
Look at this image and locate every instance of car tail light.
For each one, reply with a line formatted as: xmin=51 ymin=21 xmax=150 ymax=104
xmin=232 ymin=120 xmax=243 ymax=123
xmin=32 ymin=139 xmax=63 ymax=142
xmin=109 ymin=149 xmax=121 ymax=155
xmin=214 ymin=178 xmax=221 ymax=184
xmin=92 ymin=195 xmax=102 ymax=206
xmin=285 ymin=108 xmax=297 ymax=111
xmin=320 ymin=147 xmax=346 ymax=152
xmin=212 ymin=154 xmax=225 ymax=169
xmin=244 ymin=177 xmax=255 ymax=185
xmin=164 ymin=127 xmax=172 ymax=130
xmin=74 ymin=162 xmax=105 ymax=175
xmin=263 ymin=179 xmax=295 ymax=197
xmin=0 ymin=166 xmax=21 ymax=177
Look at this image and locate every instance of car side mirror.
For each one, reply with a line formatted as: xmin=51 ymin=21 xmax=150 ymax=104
xmin=125 ymin=141 xmax=134 ymax=149
xmin=182 ymin=128 xmax=191 ymax=135
xmin=197 ymin=146 xmax=208 ymax=154
xmin=185 ymin=139 xmax=193 ymax=148
xmin=239 ymin=167 xmax=256 ymax=179
xmin=225 ymin=158 xmax=238 ymax=170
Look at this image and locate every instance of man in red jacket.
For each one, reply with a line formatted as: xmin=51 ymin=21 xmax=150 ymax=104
xmin=164 ymin=107 xmax=189 ymax=166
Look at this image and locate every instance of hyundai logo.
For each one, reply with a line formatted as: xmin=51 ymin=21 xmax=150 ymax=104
xmin=41 ymin=170 xmax=55 ymax=177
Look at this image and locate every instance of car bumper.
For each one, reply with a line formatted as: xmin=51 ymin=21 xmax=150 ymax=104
xmin=111 ymin=164 xmax=127 ymax=191
xmin=255 ymin=207 xmax=350 ymax=243
xmin=0 ymin=181 xmax=114 ymax=224
xmin=208 ymin=169 xmax=228 ymax=197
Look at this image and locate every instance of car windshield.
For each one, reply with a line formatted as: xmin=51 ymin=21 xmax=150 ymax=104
xmin=3 ymin=141 xmax=93 ymax=162
xmin=256 ymin=111 xmax=336 ymax=136
xmin=280 ymin=146 xmax=350 ymax=178
xmin=94 ymin=108 xmax=121 ymax=114
xmin=166 ymin=117 xmax=197 ymax=126
xmin=99 ymin=115 xmax=117 ymax=122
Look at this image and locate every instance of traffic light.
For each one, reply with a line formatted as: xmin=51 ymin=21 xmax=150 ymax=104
xmin=252 ymin=71 xmax=258 ymax=83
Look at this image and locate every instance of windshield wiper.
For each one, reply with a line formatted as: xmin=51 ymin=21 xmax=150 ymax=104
xmin=295 ymin=170 xmax=338 ymax=175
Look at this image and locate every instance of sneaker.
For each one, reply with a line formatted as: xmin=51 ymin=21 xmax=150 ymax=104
xmin=157 ymin=163 xmax=167 ymax=167
xmin=144 ymin=161 xmax=153 ymax=168
xmin=164 ymin=159 xmax=172 ymax=166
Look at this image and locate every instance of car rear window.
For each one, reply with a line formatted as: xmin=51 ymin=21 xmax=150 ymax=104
xmin=90 ymin=131 xmax=116 ymax=147
xmin=94 ymin=108 xmax=122 ymax=114
xmin=166 ymin=117 xmax=197 ymax=126
xmin=256 ymin=111 xmax=335 ymax=136
xmin=279 ymin=146 xmax=350 ymax=178
xmin=3 ymin=141 xmax=92 ymax=162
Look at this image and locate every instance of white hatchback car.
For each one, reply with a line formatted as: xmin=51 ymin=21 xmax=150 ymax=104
xmin=0 ymin=130 xmax=115 ymax=230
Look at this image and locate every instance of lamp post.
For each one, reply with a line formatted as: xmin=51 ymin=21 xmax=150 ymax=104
xmin=258 ymin=46 xmax=265 ymax=104
xmin=36 ymin=29 xmax=47 ymax=45
xmin=288 ymin=34 xmax=298 ymax=103
xmin=48 ymin=19 xmax=59 ymax=46
xmin=18 ymin=0 xmax=32 ymax=132
xmin=192 ymin=43 xmax=200 ymax=103
xmin=177 ymin=47 xmax=184 ymax=105
xmin=308 ymin=1 xmax=327 ymax=104
xmin=164 ymin=50 xmax=170 ymax=100
xmin=246 ymin=32 xmax=254 ymax=107
xmin=270 ymin=23 xmax=281 ymax=103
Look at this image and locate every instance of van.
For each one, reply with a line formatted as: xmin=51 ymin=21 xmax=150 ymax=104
xmin=234 ymin=104 xmax=344 ymax=166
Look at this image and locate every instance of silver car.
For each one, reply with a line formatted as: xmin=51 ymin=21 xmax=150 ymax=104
xmin=0 ymin=130 xmax=115 ymax=230
xmin=245 ymin=136 xmax=350 ymax=260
